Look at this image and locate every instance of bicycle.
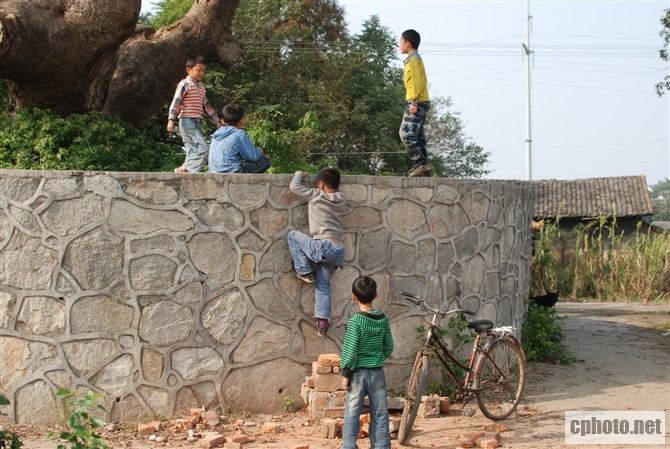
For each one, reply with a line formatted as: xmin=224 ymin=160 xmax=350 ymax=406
xmin=397 ymin=292 xmax=526 ymax=445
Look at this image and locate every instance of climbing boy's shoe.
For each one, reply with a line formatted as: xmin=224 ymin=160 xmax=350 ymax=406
xmin=407 ymin=164 xmax=432 ymax=177
xmin=316 ymin=319 xmax=329 ymax=336
xmin=296 ymin=271 xmax=316 ymax=283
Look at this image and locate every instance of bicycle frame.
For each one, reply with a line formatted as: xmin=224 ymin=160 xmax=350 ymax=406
xmin=421 ymin=313 xmax=485 ymax=395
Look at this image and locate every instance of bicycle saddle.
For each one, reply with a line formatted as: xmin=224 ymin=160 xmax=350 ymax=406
xmin=467 ymin=320 xmax=494 ymax=333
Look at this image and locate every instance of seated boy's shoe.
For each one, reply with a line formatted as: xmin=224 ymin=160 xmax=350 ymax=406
xmin=316 ymin=319 xmax=329 ymax=336
xmin=407 ymin=164 xmax=432 ymax=177
xmin=296 ymin=271 xmax=316 ymax=283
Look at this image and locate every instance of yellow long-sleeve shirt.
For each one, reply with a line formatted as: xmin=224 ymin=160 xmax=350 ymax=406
xmin=403 ymin=52 xmax=429 ymax=103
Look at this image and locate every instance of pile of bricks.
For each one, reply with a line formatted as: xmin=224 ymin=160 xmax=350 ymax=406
xmin=300 ymin=353 xmax=347 ymax=419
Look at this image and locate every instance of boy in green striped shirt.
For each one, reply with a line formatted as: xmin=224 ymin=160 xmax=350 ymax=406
xmin=340 ymin=276 xmax=394 ymax=449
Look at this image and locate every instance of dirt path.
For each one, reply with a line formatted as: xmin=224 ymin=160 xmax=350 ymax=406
xmin=4 ymin=302 xmax=669 ymax=448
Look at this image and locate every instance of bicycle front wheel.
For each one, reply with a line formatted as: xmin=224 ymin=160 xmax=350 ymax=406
xmin=398 ymin=351 xmax=429 ymax=445
xmin=474 ymin=338 xmax=525 ymax=421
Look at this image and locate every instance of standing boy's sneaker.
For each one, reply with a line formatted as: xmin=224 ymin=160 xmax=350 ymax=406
xmin=316 ymin=319 xmax=329 ymax=336
xmin=296 ymin=271 xmax=316 ymax=283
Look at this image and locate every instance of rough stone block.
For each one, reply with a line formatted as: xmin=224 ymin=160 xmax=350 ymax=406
xmin=387 ymin=396 xmax=404 ymax=410
xmin=311 ymin=407 xmax=345 ymax=419
xmin=419 ymin=396 xmax=440 ymax=418
xmin=203 ymin=410 xmax=219 ymax=426
xmin=314 ymin=373 xmax=343 ymax=392
xmin=301 ymin=382 xmax=313 ymax=404
xmin=321 ymin=418 xmax=338 ymax=439
xmin=308 ymin=391 xmax=347 ymax=410
xmin=262 ymin=422 xmax=283 ymax=433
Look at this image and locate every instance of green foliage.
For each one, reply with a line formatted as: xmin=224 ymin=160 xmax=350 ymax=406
xmin=656 ymin=8 xmax=670 ymax=96
xmin=142 ymin=1 xmax=489 ymax=177
xmin=0 ymin=109 xmax=183 ymax=172
xmin=0 ymin=430 xmax=22 ymax=449
xmin=147 ymin=0 xmax=191 ymax=28
xmin=651 ymin=178 xmax=670 ymax=221
xmin=531 ymin=217 xmax=669 ymax=302
xmin=1 ymin=0 xmax=489 ymax=177
xmin=530 ymin=219 xmax=559 ymax=296
xmin=48 ymin=389 xmax=110 ymax=449
xmin=0 ymin=395 xmax=23 ymax=449
xmin=282 ymin=396 xmax=296 ymax=412
xmin=522 ymin=303 xmax=576 ymax=365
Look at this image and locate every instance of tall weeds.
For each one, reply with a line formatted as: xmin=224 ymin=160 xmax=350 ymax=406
xmin=531 ymin=218 xmax=669 ymax=302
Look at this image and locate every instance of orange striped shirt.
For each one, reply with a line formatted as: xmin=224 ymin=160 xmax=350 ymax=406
xmin=168 ymin=76 xmax=220 ymax=124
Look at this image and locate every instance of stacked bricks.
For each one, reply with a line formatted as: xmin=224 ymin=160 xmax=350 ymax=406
xmin=300 ymin=353 xmax=346 ymax=419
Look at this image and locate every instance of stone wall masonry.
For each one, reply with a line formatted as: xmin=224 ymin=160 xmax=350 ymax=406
xmin=0 ymin=169 xmax=533 ymax=424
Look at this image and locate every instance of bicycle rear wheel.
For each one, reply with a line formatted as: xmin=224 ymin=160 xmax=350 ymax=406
xmin=474 ymin=338 xmax=525 ymax=421
xmin=398 ymin=351 xmax=429 ymax=445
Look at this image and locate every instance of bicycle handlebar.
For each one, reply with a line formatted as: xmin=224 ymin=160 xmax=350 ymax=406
xmin=400 ymin=291 xmax=475 ymax=316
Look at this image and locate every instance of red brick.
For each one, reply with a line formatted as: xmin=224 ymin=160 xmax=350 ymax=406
xmin=229 ymin=433 xmax=254 ymax=444
xmin=200 ymin=433 xmax=226 ymax=448
xmin=313 ymin=361 xmax=333 ymax=374
xmin=291 ymin=445 xmax=310 ymax=449
xmin=317 ymin=354 xmax=341 ymax=367
xmin=439 ymin=396 xmax=450 ymax=413
xmin=476 ymin=437 xmax=499 ymax=449
xmin=137 ymin=421 xmax=161 ymax=435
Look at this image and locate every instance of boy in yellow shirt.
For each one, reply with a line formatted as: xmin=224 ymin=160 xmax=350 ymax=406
xmin=399 ymin=29 xmax=431 ymax=177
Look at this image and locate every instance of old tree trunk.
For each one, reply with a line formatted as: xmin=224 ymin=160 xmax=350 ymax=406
xmin=0 ymin=0 xmax=241 ymax=126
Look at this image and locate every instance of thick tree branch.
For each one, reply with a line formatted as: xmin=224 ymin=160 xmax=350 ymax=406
xmin=0 ymin=0 xmax=242 ymax=126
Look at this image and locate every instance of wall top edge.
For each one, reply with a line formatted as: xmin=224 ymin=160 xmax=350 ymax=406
xmin=0 ymin=169 xmax=531 ymax=187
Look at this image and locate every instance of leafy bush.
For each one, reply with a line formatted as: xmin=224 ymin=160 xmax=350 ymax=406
xmin=0 ymin=394 xmax=22 ymax=449
xmin=0 ymin=109 xmax=183 ymax=172
xmin=522 ymin=303 xmax=576 ymax=365
xmin=48 ymin=389 xmax=110 ymax=449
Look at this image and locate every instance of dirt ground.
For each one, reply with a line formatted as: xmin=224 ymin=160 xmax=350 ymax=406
xmin=3 ymin=301 xmax=669 ymax=449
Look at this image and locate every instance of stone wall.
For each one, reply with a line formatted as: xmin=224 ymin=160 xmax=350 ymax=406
xmin=0 ymin=170 xmax=533 ymax=424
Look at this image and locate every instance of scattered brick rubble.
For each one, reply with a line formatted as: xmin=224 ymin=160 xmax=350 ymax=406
xmin=128 ymin=353 xmax=510 ymax=448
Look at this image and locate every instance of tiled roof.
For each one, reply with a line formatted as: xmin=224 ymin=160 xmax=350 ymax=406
xmin=529 ymin=175 xmax=654 ymax=219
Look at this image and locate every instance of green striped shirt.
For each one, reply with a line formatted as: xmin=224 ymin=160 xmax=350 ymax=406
xmin=340 ymin=310 xmax=394 ymax=378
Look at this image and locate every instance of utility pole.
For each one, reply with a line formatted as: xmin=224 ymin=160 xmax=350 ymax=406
xmin=523 ymin=0 xmax=533 ymax=180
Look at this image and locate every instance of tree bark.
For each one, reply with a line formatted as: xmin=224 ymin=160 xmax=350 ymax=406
xmin=0 ymin=0 xmax=241 ymax=126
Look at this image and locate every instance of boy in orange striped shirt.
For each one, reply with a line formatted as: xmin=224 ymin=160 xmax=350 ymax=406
xmin=167 ymin=56 xmax=222 ymax=173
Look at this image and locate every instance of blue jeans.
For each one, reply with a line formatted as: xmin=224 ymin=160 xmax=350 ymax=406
xmin=341 ymin=368 xmax=391 ymax=449
xmin=178 ymin=117 xmax=209 ymax=172
xmin=240 ymin=154 xmax=272 ymax=173
xmin=399 ymin=101 xmax=430 ymax=167
xmin=286 ymin=230 xmax=344 ymax=320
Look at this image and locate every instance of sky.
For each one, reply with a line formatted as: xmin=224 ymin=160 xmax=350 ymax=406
xmin=141 ymin=0 xmax=670 ymax=186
